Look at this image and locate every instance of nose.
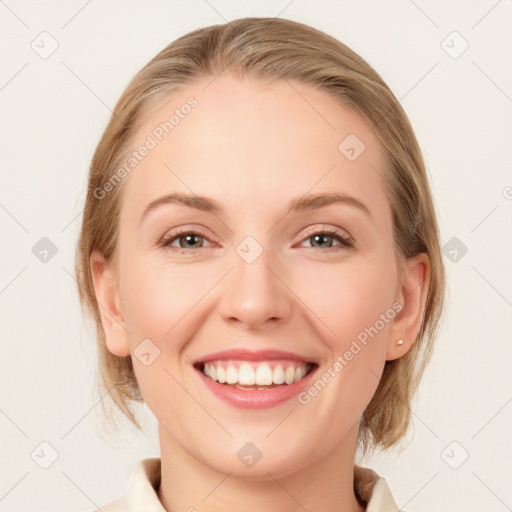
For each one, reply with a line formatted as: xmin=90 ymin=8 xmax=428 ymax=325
xmin=217 ymin=245 xmax=293 ymax=330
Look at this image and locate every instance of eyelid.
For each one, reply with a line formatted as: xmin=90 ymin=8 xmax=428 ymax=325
xmin=158 ymin=225 xmax=216 ymax=247
xmin=299 ymin=224 xmax=353 ymax=243
xmin=158 ymin=223 xmax=355 ymax=251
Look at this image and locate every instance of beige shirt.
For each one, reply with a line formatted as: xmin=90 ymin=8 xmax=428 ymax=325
xmin=92 ymin=458 xmax=402 ymax=511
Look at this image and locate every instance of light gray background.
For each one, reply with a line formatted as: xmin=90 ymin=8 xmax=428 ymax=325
xmin=1 ymin=1 xmax=511 ymax=510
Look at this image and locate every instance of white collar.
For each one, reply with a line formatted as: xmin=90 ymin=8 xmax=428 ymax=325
xmin=104 ymin=457 xmax=402 ymax=512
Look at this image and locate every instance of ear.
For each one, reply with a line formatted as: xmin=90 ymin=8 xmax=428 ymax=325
xmin=386 ymin=253 xmax=430 ymax=361
xmin=89 ymin=250 xmax=131 ymax=357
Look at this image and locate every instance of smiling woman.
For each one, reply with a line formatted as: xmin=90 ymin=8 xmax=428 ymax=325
xmin=75 ymin=16 xmax=445 ymax=512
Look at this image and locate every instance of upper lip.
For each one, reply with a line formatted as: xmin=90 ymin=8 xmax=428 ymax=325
xmin=195 ymin=348 xmax=318 ymax=364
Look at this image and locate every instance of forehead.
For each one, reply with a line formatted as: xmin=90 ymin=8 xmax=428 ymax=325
xmin=119 ymin=73 xmax=389 ymax=223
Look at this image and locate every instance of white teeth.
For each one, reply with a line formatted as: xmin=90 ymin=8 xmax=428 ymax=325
xmin=202 ymin=361 xmax=311 ymax=386
xmin=226 ymin=365 xmax=238 ymax=384
xmin=238 ymin=363 xmax=255 ymax=385
xmin=273 ymin=365 xmax=285 ymax=384
xmin=216 ymin=366 xmax=226 ymax=383
xmin=255 ymin=363 xmax=273 ymax=385
xmin=284 ymin=366 xmax=295 ymax=384
xmin=295 ymin=366 xmax=306 ymax=381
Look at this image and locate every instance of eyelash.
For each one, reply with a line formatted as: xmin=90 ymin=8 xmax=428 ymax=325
xmin=159 ymin=226 xmax=354 ymax=254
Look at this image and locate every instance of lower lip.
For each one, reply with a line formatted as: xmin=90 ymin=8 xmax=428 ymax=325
xmin=194 ymin=365 xmax=318 ymax=409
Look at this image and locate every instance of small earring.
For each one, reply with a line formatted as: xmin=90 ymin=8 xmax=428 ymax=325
xmin=396 ymin=339 xmax=404 ymax=346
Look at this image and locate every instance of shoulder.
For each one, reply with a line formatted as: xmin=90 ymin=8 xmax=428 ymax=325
xmin=354 ymin=464 xmax=405 ymax=512
xmin=85 ymin=457 xmax=163 ymax=512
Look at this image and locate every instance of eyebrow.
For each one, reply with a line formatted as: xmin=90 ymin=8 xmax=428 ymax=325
xmin=139 ymin=191 xmax=372 ymax=223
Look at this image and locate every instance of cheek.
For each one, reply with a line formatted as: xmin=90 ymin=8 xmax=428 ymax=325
xmin=294 ymin=261 xmax=397 ymax=421
xmin=294 ymin=256 xmax=398 ymax=347
xmin=117 ymin=254 xmax=216 ymax=415
xmin=295 ymin=257 xmax=397 ymax=406
xmin=119 ymin=253 xmax=215 ymax=339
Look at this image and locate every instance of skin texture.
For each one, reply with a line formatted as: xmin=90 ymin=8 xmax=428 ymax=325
xmin=90 ymin=74 xmax=429 ymax=511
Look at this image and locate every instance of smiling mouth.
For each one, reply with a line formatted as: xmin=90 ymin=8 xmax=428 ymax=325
xmin=193 ymin=360 xmax=318 ymax=389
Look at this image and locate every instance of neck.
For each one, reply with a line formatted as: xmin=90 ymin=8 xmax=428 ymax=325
xmin=156 ymin=423 xmax=365 ymax=512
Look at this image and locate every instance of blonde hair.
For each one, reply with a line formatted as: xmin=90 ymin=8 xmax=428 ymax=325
xmin=75 ymin=17 xmax=445 ymax=454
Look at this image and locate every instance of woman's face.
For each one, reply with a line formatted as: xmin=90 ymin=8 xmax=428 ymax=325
xmin=92 ymin=73 xmax=427 ymax=477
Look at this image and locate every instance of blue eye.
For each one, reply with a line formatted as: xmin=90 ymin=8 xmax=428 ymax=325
xmin=301 ymin=229 xmax=353 ymax=250
xmin=159 ymin=227 xmax=353 ymax=254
